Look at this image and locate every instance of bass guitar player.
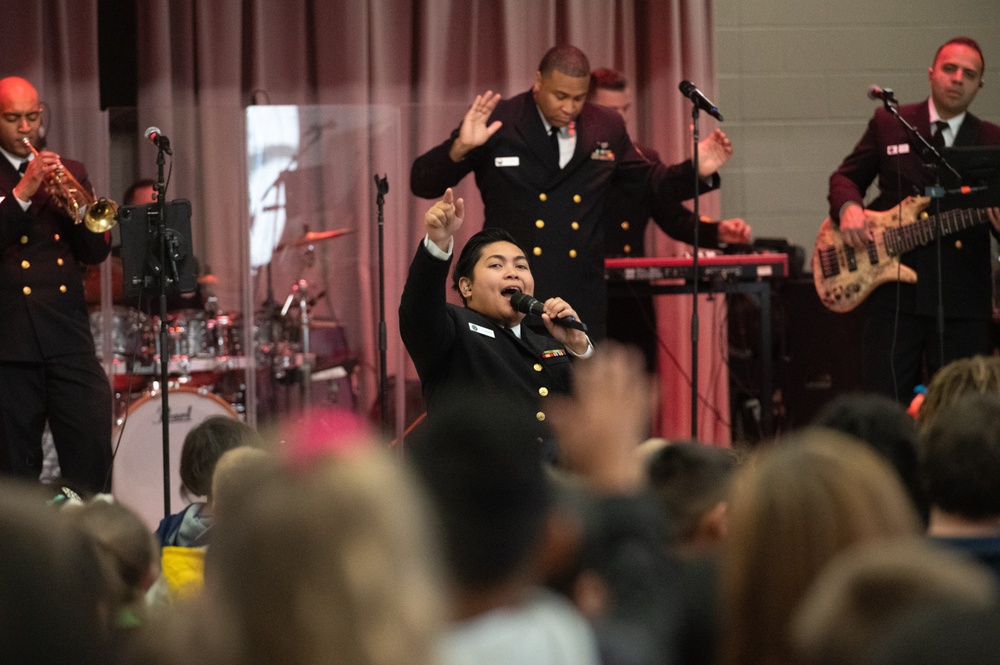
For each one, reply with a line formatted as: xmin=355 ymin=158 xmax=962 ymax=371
xmin=827 ymin=37 xmax=1000 ymax=402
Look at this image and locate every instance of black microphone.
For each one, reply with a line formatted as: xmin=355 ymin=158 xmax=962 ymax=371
xmin=144 ymin=126 xmax=173 ymax=155
xmin=679 ymin=80 xmax=723 ymax=121
xmin=510 ymin=292 xmax=588 ymax=333
xmin=867 ymin=85 xmax=897 ymax=103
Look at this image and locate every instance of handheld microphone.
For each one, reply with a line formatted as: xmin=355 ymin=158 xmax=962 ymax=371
xmin=144 ymin=126 xmax=173 ymax=155
xmin=867 ymin=85 xmax=897 ymax=103
xmin=679 ymin=80 xmax=723 ymax=121
xmin=510 ymin=292 xmax=588 ymax=333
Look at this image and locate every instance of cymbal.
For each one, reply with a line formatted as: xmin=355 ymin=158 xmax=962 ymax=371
xmin=275 ymin=228 xmax=354 ymax=251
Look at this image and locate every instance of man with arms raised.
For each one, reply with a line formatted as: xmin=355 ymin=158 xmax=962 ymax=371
xmin=411 ymin=45 xmax=732 ymax=341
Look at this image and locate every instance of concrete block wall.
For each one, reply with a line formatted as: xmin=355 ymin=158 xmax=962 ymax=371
xmin=714 ymin=0 xmax=1000 ymax=255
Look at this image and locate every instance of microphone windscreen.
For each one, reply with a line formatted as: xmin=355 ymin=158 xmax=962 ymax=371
xmin=509 ymin=292 xmax=535 ymax=313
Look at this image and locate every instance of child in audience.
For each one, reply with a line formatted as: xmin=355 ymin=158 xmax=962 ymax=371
xmin=644 ymin=440 xmax=737 ymax=558
xmin=921 ymin=393 xmax=1000 ymax=580
xmin=65 ymin=498 xmax=159 ymax=632
xmin=0 ymin=482 xmax=116 ymax=665
xmin=149 ymin=446 xmax=276 ymax=606
xmin=156 ymin=416 xmax=264 ymax=547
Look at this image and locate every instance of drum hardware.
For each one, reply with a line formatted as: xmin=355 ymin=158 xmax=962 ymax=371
xmin=256 ymin=259 xmax=356 ymax=419
xmin=90 ymin=306 xmax=154 ymax=393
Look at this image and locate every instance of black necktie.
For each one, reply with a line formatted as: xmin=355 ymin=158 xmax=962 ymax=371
xmin=549 ymin=126 xmax=561 ymax=165
xmin=931 ymin=120 xmax=949 ymax=150
xmin=17 ymin=160 xmax=27 ymax=175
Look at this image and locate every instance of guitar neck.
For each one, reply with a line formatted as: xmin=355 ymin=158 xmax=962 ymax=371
xmin=887 ymin=207 xmax=992 ymax=256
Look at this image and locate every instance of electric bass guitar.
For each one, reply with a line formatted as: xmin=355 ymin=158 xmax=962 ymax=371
xmin=812 ymin=195 xmax=996 ymax=312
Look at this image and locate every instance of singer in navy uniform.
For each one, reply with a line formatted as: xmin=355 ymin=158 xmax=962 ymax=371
xmin=0 ymin=76 xmax=113 ymax=493
xmin=400 ymin=188 xmax=592 ymax=459
xmin=829 ymin=38 xmax=1000 ymax=401
xmin=410 ymin=45 xmax=732 ymax=341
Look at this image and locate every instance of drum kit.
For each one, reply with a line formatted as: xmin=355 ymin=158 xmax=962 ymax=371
xmin=94 ymin=226 xmax=357 ymax=527
xmin=88 ymin=227 xmax=357 ymax=422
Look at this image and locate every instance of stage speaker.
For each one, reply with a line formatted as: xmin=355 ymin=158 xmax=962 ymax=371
xmin=728 ymin=278 xmax=867 ymax=442
xmin=775 ymin=278 xmax=866 ymax=429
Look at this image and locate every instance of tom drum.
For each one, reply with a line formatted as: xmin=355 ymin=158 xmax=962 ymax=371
xmin=90 ymin=306 xmax=152 ymax=392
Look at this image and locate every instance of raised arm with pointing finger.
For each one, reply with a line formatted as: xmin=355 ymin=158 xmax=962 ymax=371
xmin=399 ymin=187 xmax=591 ymax=460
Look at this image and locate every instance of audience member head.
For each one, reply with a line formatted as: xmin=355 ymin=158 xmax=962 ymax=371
xmin=0 ymin=482 xmax=115 ymax=665
xmin=65 ymin=499 xmax=159 ymax=617
xmin=206 ymin=417 xmax=444 ymax=665
xmin=813 ymin=392 xmax=928 ymax=524
xmin=210 ymin=446 xmax=277 ymax=523
xmin=719 ymin=429 xmax=920 ymax=665
xmin=918 ymin=355 xmax=1000 ymax=429
xmin=408 ymin=390 xmax=550 ymax=603
xmin=921 ymin=392 xmax=1000 ymax=524
xmin=791 ymin=538 xmax=998 ymax=665
xmin=179 ymin=415 xmax=263 ymax=502
xmin=588 ymin=67 xmax=631 ymax=122
xmin=644 ymin=440 xmax=737 ymax=556
xmin=534 ymin=45 xmax=591 ymax=128
xmin=279 ymin=406 xmax=372 ymax=468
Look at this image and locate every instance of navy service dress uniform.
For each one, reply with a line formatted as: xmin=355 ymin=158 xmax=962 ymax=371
xmin=399 ymin=240 xmax=574 ymax=459
xmin=0 ymin=155 xmax=113 ymax=492
xmin=411 ymin=91 xmax=719 ymax=341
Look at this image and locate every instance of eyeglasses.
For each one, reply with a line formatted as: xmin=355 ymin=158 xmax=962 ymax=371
xmin=2 ymin=110 xmax=42 ymax=124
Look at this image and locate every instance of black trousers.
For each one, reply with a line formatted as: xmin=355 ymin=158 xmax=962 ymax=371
xmin=863 ymin=307 xmax=992 ymax=403
xmin=0 ymin=354 xmax=113 ymax=493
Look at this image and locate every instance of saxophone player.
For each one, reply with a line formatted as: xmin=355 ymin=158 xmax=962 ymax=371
xmin=0 ymin=76 xmax=112 ymax=493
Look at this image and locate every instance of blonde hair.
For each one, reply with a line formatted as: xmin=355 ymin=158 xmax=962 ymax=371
xmin=206 ymin=446 xmax=445 ymax=665
xmin=719 ymin=430 xmax=920 ymax=665
xmin=791 ymin=538 xmax=998 ymax=665
xmin=918 ymin=355 xmax=1000 ymax=429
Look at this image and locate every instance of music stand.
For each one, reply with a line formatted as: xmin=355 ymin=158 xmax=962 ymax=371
xmin=116 ymin=198 xmax=198 ymax=521
xmin=118 ymin=200 xmax=198 ymax=299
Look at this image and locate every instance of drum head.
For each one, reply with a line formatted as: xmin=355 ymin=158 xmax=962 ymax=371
xmin=112 ymin=387 xmax=236 ymax=530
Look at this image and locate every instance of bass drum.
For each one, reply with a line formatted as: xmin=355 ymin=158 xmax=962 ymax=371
xmin=112 ymin=387 xmax=237 ymax=530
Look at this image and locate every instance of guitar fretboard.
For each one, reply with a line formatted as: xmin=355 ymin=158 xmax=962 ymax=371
xmin=885 ymin=207 xmax=991 ymax=256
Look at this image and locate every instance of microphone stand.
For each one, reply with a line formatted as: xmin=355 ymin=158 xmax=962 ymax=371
xmin=152 ymin=142 xmax=172 ymax=519
xmin=687 ymin=102 xmax=702 ymax=441
xmin=880 ymin=99 xmax=960 ymax=379
xmin=374 ymin=175 xmax=390 ymax=436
